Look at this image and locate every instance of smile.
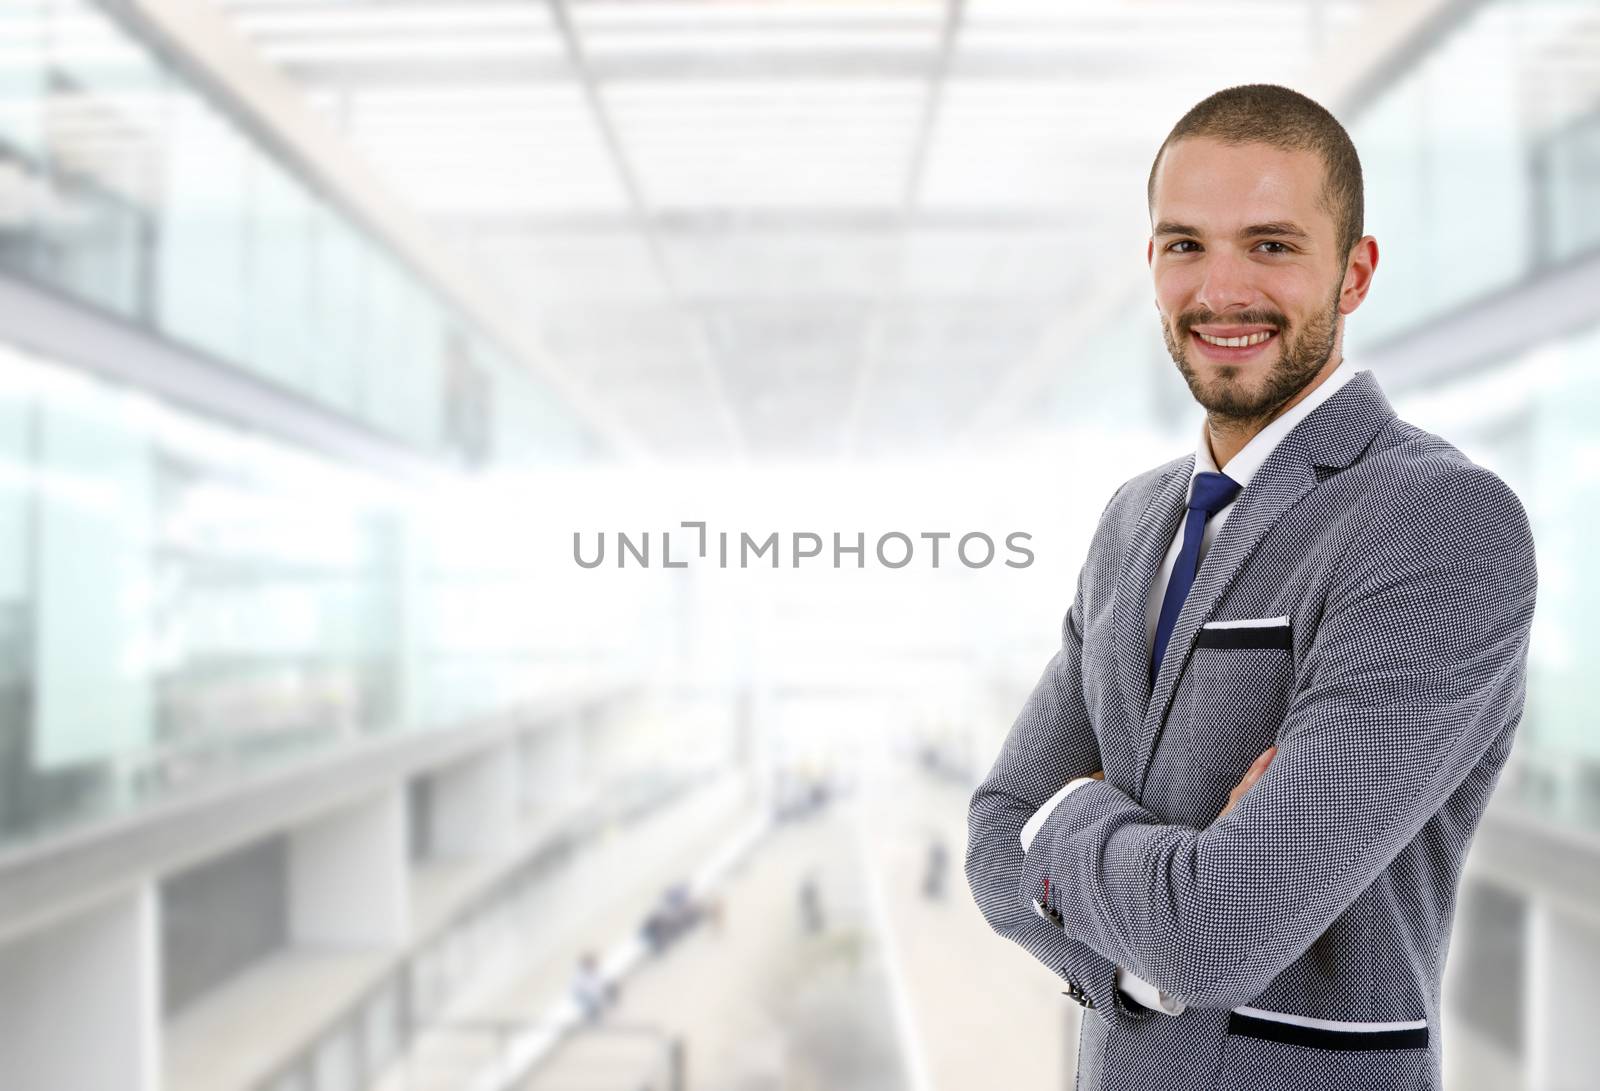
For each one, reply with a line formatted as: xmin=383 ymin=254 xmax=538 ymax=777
xmin=1194 ymin=329 xmax=1275 ymax=347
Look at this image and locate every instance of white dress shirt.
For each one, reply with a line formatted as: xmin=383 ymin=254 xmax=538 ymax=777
xmin=1142 ymin=358 xmax=1358 ymax=662
xmin=1021 ymin=358 xmax=1362 ymax=1015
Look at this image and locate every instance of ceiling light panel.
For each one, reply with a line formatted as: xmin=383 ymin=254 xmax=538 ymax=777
xmin=358 ymin=154 xmax=629 ymax=214
xmin=256 ymin=34 xmax=565 ymax=63
xmin=580 ymin=29 xmax=940 ymax=54
xmin=341 ymin=85 xmax=593 ymax=132
xmin=897 ymin=232 xmax=1092 ymax=301
xmin=228 ymin=4 xmax=556 ymax=36
xmin=317 ymin=80 xmax=631 ymax=214
xmin=572 ymin=1 xmax=944 ymax=28
xmin=665 ymin=233 xmax=900 ymax=302
xmin=605 ymin=79 xmax=924 ymax=209
xmin=962 ymin=0 xmax=1359 ymax=23
xmin=622 ymin=149 xmax=913 ymax=209
xmin=918 ymin=82 xmax=1160 ymax=209
xmin=456 ymin=241 xmax=668 ymax=307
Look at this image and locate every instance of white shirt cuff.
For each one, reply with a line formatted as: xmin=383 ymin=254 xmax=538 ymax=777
xmin=1116 ymin=966 xmax=1188 ymax=1015
xmin=1019 ymin=775 xmax=1099 ymax=851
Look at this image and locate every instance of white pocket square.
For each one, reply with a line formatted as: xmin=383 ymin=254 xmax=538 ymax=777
xmin=1201 ymin=616 xmax=1289 ymax=630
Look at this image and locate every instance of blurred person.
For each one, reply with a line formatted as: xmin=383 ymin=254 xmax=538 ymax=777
xmin=966 ymin=84 xmax=1536 ymax=1091
xmin=640 ymin=881 xmax=702 ymax=954
xmin=572 ymin=950 xmax=617 ymax=1022
xmin=798 ymin=871 xmax=825 ymax=934
xmin=922 ymin=835 xmax=948 ymax=901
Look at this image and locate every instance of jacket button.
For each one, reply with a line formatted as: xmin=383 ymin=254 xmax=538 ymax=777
xmin=1061 ymin=981 xmax=1092 ymax=1008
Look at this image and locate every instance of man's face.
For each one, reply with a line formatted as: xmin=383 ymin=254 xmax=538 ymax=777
xmin=1147 ymin=136 xmax=1366 ymax=423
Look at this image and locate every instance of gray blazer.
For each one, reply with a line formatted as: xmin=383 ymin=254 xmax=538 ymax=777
xmin=966 ymin=369 xmax=1537 ymax=1091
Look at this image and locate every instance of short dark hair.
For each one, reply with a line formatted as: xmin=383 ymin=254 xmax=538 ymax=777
xmin=1147 ymin=84 xmax=1364 ymax=262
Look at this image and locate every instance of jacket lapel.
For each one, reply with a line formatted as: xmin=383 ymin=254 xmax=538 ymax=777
xmin=1129 ymin=369 xmax=1398 ymax=791
xmin=1109 ymin=458 xmax=1189 ymax=745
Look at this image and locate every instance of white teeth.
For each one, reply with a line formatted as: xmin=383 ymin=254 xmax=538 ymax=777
xmin=1196 ymin=330 xmax=1274 ymax=347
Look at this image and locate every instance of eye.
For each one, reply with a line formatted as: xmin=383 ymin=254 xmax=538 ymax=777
xmin=1166 ymin=240 xmax=1200 ymax=253
xmin=1254 ymin=240 xmax=1294 ymax=254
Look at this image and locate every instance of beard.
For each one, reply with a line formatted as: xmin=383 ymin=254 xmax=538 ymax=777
xmin=1161 ymin=285 xmax=1342 ymax=425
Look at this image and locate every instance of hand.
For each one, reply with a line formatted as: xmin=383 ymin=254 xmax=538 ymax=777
xmin=1217 ymin=746 xmax=1276 ymax=820
xmin=1088 ymin=770 xmax=1104 ymax=780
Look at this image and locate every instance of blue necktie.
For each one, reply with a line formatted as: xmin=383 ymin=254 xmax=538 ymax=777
xmin=1150 ymin=471 xmax=1241 ymax=682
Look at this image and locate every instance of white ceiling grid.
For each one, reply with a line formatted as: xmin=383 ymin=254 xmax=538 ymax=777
xmin=213 ymin=0 xmax=1379 ymax=458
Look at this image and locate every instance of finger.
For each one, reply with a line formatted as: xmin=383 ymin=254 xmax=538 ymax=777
xmin=1232 ymin=746 xmax=1278 ymax=794
xmin=1244 ymin=746 xmax=1276 ymax=781
xmin=1089 ymin=770 xmax=1105 ymax=780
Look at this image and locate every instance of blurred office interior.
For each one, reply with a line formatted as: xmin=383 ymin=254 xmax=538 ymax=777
xmin=0 ymin=0 xmax=1597 ymax=1089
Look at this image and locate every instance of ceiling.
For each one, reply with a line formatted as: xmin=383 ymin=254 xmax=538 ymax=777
xmin=207 ymin=0 xmax=1393 ymax=459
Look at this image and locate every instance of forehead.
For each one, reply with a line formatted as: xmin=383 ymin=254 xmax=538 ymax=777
xmin=1151 ymin=136 xmax=1332 ymax=235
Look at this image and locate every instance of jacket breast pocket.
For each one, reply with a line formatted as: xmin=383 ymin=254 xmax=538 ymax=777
xmin=1184 ymin=621 xmax=1294 ymax=779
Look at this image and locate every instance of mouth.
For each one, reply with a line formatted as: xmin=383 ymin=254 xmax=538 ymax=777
xmin=1188 ymin=325 xmax=1279 ymax=362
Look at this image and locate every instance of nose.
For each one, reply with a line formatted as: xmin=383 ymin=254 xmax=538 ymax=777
xmin=1194 ymin=248 xmax=1255 ymax=316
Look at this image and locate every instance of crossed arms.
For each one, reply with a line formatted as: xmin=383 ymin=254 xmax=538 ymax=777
xmin=966 ymin=464 xmax=1537 ymax=1010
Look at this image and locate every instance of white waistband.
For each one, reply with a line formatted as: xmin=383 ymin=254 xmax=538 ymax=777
xmin=1232 ymin=1005 xmax=1429 ymax=1033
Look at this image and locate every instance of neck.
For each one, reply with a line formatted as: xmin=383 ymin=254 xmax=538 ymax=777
xmin=1207 ymin=354 xmax=1343 ymax=470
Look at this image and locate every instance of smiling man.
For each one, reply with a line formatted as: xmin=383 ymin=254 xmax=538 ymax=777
xmin=966 ymin=85 xmax=1537 ymax=1091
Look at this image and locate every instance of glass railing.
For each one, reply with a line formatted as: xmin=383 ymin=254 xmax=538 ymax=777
xmin=0 ymin=341 xmax=629 ymax=852
xmin=0 ymin=0 xmax=612 ymax=851
xmin=1533 ymin=102 xmax=1600 ymax=268
xmin=252 ymin=768 xmax=703 ymax=1091
xmin=1392 ymin=317 xmax=1600 ymax=837
xmin=0 ymin=0 xmax=589 ymax=466
xmin=1346 ymin=0 xmax=1600 ymax=345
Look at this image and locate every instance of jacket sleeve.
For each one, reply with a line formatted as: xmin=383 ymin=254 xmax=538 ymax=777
xmin=965 ymin=486 xmax=1128 ymax=1013
xmin=1018 ymin=463 xmax=1538 ymax=1011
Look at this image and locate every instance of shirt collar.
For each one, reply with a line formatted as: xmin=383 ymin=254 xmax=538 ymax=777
xmin=1193 ymin=358 xmax=1360 ymax=489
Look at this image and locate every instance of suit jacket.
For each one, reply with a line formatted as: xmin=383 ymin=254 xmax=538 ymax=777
xmin=966 ymin=369 xmax=1537 ymax=1091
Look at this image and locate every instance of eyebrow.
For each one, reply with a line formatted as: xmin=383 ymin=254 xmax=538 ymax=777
xmin=1153 ymin=220 xmax=1312 ymax=241
xmin=1241 ymin=221 xmax=1312 ymax=241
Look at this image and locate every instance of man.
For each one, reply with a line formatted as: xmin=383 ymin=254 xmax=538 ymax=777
xmin=966 ymin=84 xmax=1536 ymax=1091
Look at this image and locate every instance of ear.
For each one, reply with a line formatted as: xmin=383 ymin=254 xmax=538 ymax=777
xmin=1338 ymin=236 xmax=1379 ymax=315
xmin=1146 ymin=237 xmax=1155 ymax=266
